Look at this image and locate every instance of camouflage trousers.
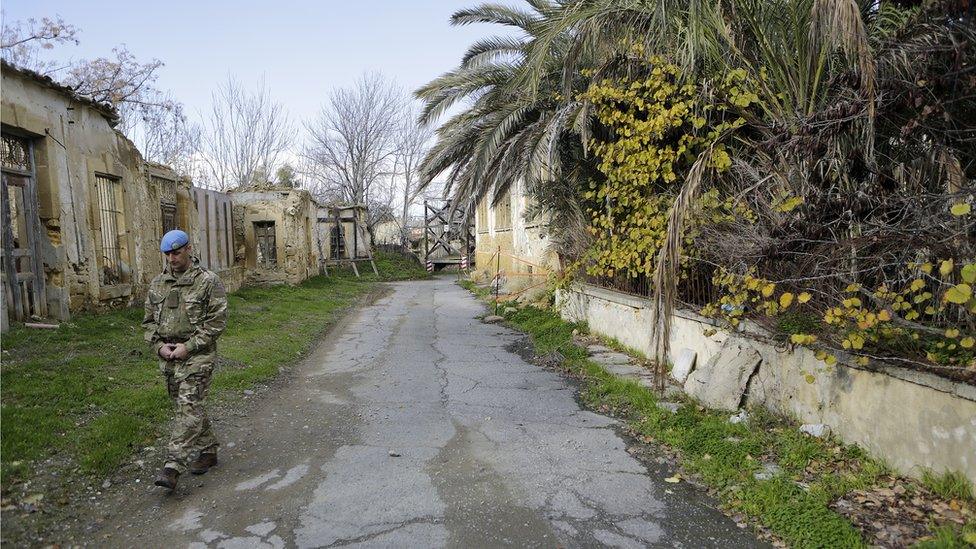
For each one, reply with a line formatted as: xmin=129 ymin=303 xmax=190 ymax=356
xmin=160 ymin=352 xmax=218 ymax=474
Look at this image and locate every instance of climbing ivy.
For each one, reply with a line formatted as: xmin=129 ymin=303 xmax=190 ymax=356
xmin=580 ymin=60 xmax=757 ymax=280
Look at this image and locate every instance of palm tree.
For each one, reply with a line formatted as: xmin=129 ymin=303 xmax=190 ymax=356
xmin=416 ymin=1 xmax=599 ymax=257
xmin=421 ymin=0 xmax=975 ymax=377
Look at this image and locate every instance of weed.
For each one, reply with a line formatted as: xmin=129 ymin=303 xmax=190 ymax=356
xmin=594 ymin=334 xmax=649 ymax=361
xmin=915 ymin=522 xmax=976 ymax=548
xmin=922 ymin=470 xmax=975 ymax=502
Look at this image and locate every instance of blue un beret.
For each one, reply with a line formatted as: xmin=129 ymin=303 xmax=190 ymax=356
xmin=160 ymin=229 xmax=189 ymax=253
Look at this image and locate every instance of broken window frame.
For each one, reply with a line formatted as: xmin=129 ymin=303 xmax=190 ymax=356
xmin=151 ymin=175 xmax=179 ymax=238
xmin=254 ymin=220 xmax=277 ymax=267
xmin=330 ymin=223 xmax=347 ymax=260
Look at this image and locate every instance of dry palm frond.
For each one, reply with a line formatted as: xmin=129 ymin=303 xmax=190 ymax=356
xmin=649 ymin=147 xmax=712 ymax=391
xmin=939 ymin=148 xmax=965 ymax=194
xmin=809 ymin=0 xmax=877 ymax=159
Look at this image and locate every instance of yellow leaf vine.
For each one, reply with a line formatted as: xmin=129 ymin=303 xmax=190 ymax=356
xmin=580 ymin=59 xmax=757 ymax=281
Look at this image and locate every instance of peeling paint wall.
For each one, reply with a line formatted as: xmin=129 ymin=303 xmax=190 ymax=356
xmin=474 ymin=179 xmax=558 ymax=292
xmin=1 ymin=66 xmax=196 ymax=320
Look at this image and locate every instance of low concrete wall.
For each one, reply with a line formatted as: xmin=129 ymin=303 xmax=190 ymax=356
xmin=558 ymin=283 xmax=976 ymax=487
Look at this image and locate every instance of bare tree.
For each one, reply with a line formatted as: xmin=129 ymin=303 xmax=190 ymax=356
xmin=2 ymin=15 xmax=198 ymax=174
xmin=198 ymin=76 xmax=293 ymax=191
xmin=64 ymin=47 xmax=164 ymax=109
xmin=0 ymin=13 xmax=78 ymax=73
xmin=302 ymin=72 xmax=403 ymax=223
xmin=391 ymin=103 xmax=434 ymax=246
xmin=137 ymin=96 xmax=201 ymax=176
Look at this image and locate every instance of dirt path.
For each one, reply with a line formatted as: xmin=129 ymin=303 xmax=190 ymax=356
xmin=70 ymin=278 xmax=763 ymax=548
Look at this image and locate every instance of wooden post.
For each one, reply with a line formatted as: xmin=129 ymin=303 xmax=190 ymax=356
xmin=316 ymin=212 xmax=328 ymax=276
xmin=494 ymin=245 xmax=500 ymax=315
xmin=423 ymin=200 xmax=429 ymax=266
xmin=352 ymin=209 xmax=358 ymax=261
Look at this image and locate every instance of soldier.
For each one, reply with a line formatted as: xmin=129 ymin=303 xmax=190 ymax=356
xmin=143 ymin=229 xmax=228 ymax=491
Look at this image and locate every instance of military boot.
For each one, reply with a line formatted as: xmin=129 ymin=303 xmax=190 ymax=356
xmin=154 ymin=467 xmax=179 ymax=490
xmin=189 ymin=453 xmax=218 ymax=475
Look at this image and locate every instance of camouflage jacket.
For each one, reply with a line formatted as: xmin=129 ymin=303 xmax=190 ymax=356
xmin=142 ymin=258 xmax=228 ymax=357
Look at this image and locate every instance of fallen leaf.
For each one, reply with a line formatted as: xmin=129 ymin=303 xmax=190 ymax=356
xmin=950 ymin=202 xmax=971 ymax=216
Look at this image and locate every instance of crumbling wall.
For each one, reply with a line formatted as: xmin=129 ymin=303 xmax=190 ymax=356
xmin=1 ymin=67 xmax=177 ymax=318
xmin=231 ymin=188 xmax=318 ymax=286
xmin=473 ymin=180 xmax=558 ymax=294
xmin=558 ymin=283 xmax=976 ymax=489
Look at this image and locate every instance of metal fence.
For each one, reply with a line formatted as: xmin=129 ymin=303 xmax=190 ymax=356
xmin=579 ymin=257 xmax=716 ymax=309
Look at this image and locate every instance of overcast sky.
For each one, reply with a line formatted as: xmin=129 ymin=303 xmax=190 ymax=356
xmin=3 ymin=0 xmax=499 ymax=126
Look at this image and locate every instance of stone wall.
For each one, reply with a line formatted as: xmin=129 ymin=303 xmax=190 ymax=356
xmin=558 ymin=283 xmax=976 ymax=488
xmin=1 ymin=64 xmax=195 ymax=319
xmin=231 ymin=188 xmax=319 ymax=286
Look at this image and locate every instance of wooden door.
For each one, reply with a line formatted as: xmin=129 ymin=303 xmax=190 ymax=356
xmin=1 ymin=134 xmax=47 ymax=321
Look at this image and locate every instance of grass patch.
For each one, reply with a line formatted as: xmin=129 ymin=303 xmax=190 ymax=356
xmin=458 ymin=278 xmax=491 ymax=298
xmin=922 ymin=470 xmax=975 ymax=503
xmin=916 ymin=523 xmax=976 ymax=548
xmin=499 ymin=304 xmax=875 ymax=548
xmin=0 ymin=252 xmax=426 ymax=484
xmin=593 ymin=333 xmax=650 ymax=362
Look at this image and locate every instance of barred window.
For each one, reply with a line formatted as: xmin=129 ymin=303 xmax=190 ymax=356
xmin=161 ymin=203 xmax=177 ymax=234
xmin=2 ymin=134 xmax=32 ymax=174
xmin=94 ymin=174 xmax=126 ymax=285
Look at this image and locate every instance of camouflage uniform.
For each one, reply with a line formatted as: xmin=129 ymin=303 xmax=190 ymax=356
xmin=142 ymin=258 xmax=228 ymax=474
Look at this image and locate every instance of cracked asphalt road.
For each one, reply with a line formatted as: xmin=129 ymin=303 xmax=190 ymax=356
xmin=94 ymin=277 xmax=763 ymax=548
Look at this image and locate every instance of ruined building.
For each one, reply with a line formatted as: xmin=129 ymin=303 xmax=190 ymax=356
xmin=1 ymin=61 xmax=375 ymax=331
xmin=231 ymin=185 xmax=320 ymax=286
xmin=473 ymin=179 xmax=558 ymax=294
xmin=1 ymin=60 xmax=199 ymax=328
